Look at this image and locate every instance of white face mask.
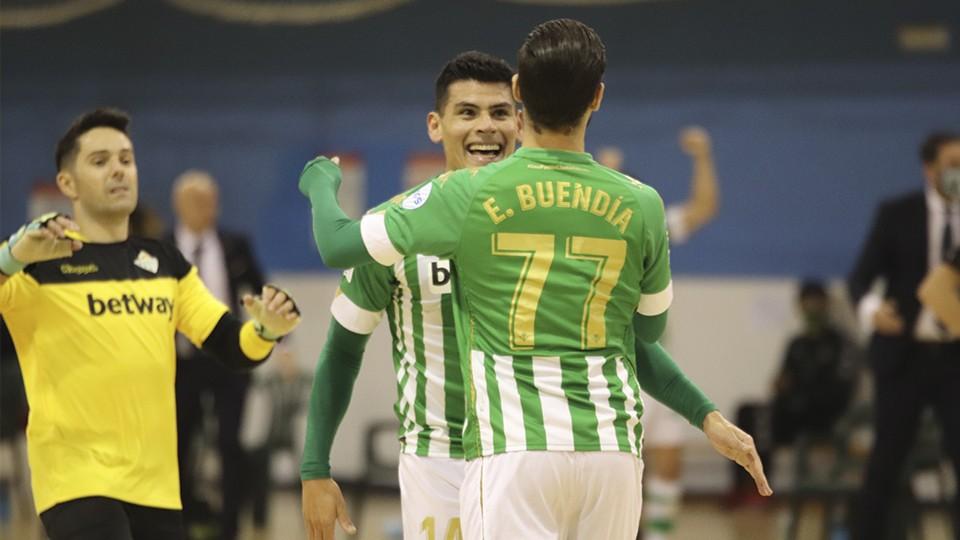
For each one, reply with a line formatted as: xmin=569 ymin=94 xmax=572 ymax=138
xmin=942 ymin=167 xmax=960 ymax=201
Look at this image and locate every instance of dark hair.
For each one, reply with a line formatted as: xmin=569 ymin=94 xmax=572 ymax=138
xmin=798 ymin=279 xmax=827 ymax=301
xmin=919 ymin=131 xmax=960 ymax=164
xmin=434 ymin=51 xmax=515 ymax=112
xmin=55 ymin=107 xmax=131 ymax=171
xmin=517 ymin=19 xmax=606 ymax=133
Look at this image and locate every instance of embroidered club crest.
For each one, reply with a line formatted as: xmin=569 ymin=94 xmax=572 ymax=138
xmin=134 ymin=250 xmax=159 ymax=274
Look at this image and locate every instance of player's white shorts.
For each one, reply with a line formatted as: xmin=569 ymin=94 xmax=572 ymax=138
xmin=399 ymin=454 xmax=465 ymax=540
xmin=460 ymin=451 xmax=644 ymax=540
xmin=641 ymin=391 xmax=689 ymax=447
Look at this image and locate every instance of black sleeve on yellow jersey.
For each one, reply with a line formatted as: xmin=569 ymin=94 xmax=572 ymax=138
xmin=154 ymin=239 xmax=275 ymax=369
xmin=200 ymin=313 xmax=273 ymax=370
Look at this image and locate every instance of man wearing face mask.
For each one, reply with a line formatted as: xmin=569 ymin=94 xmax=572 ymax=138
xmin=919 ymin=165 xmax=960 ymax=336
xmin=848 ymin=131 xmax=960 ymax=540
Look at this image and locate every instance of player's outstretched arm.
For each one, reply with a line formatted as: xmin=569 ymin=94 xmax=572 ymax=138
xmin=298 ymin=157 xmax=376 ymax=269
xmin=301 ymin=318 xmax=367 ymax=539
xmin=241 ymin=284 xmax=302 ymax=339
xmin=191 ymin=284 xmax=302 ymax=369
xmin=632 ymin=333 xmax=771 ymax=496
xmin=918 ymin=262 xmax=960 ymax=335
xmin=300 ymin=157 xmax=470 ymax=269
xmin=0 ymin=213 xmax=83 ymax=286
xmin=675 ymin=126 xmax=719 ymax=238
xmin=702 ymin=411 xmax=773 ymax=497
xmin=633 ymin=340 xmax=716 ymax=429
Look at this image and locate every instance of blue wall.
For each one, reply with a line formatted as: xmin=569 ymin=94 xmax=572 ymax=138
xmin=3 ymin=0 xmax=959 ymax=276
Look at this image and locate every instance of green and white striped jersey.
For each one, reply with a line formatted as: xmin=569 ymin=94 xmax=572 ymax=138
xmin=331 ymin=196 xmax=465 ymax=458
xmin=358 ymin=147 xmax=673 ymax=459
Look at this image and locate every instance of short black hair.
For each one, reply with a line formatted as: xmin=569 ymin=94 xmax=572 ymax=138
xmin=55 ymin=107 xmax=131 ymax=171
xmin=919 ymin=131 xmax=960 ymax=164
xmin=517 ymin=19 xmax=606 ymax=133
xmin=434 ymin=51 xmax=514 ymax=112
xmin=798 ymin=279 xmax=827 ymax=301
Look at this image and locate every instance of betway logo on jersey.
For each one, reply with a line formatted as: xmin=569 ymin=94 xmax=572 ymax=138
xmin=429 ymin=258 xmax=452 ymax=294
xmin=87 ymin=293 xmax=175 ymax=321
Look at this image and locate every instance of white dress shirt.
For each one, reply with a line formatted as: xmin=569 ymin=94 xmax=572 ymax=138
xmin=175 ymin=225 xmax=230 ymax=307
xmin=916 ymin=188 xmax=960 ymax=340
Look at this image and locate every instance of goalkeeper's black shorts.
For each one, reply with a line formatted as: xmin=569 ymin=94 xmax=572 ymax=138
xmin=40 ymin=496 xmax=184 ymax=540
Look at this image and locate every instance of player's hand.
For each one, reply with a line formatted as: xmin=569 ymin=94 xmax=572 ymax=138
xmin=242 ymin=285 xmax=302 ymax=340
xmin=703 ymin=411 xmax=773 ymax=497
xmin=679 ymin=126 xmax=712 ymax=158
xmin=302 ymin=478 xmax=356 ymax=540
xmin=299 ymin=156 xmax=342 ymax=196
xmin=873 ymin=300 xmax=905 ymax=336
xmin=1 ymin=213 xmax=83 ymax=275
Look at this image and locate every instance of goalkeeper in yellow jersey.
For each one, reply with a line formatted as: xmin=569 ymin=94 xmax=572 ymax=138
xmin=0 ymin=108 xmax=301 ymax=540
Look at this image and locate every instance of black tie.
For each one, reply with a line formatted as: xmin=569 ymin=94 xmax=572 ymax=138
xmin=943 ymin=216 xmax=954 ymax=262
xmin=937 ymin=216 xmax=954 ymax=337
xmin=193 ymin=242 xmax=204 ymax=279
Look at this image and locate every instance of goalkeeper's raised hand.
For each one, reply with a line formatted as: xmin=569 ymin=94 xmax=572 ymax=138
xmin=242 ymin=285 xmax=302 ymax=340
xmin=0 ymin=213 xmax=83 ymax=277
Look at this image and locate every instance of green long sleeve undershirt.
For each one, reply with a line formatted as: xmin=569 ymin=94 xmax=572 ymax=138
xmin=300 ymin=319 xmax=370 ymax=480
xmin=301 ymin=159 xmax=375 ymax=269
xmin=299 ymin=314 xmax=711 ymax=479
xmin=633 ymin=339 xmax=717 ymax=430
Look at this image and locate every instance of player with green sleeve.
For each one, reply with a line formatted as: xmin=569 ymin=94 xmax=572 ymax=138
xmin=300 ymin=19 xmax=771 ymax=540
xmin=299 ymin=52 xmax=521 ymax=540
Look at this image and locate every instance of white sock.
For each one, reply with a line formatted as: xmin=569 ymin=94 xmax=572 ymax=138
xmin=643 ymin=476 xmax=682 ymax=539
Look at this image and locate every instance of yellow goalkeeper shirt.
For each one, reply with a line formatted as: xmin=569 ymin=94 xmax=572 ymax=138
xmin=0 ymin=237 xmax=229 ymax=513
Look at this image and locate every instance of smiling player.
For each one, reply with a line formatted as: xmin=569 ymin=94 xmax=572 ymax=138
xmin=300 ymin=52 xmax=521 ymax=540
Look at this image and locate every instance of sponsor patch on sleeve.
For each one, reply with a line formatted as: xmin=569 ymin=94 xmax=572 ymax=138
xmin=401 ymin=183 xmax=433 ymax=210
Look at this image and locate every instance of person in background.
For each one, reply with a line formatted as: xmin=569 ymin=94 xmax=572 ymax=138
xmin=597 ymin=126 xmax=719 ymax=245
xmin=847 ymin=131 xmax=960 ymax=540
xmin=241 ymin=345 xmax=311 ymax=540
xmin=729 ymin=280 xmax=860 ymax=504
xmin=130 ymin=204 xmax=166 ymax=240
xmin=170 ymin=170 xmax=267 ymax=540
xmin=919 ymin=158 xmax=960 ymax=334
xmin=0 ymin=319 xmax=28 ymax=534
xmin=599 ymin=126 xmax=720 ymax=540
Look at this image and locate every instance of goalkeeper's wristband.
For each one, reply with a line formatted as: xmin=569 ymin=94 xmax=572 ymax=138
xmin=0 ymin=241 xmax=25 ymax=277
xmin=253 ymin=321 xmax=283 ymax=342
xmin=252 ymin=284 xmax=301 ymax=341
xmin=0 ymin=212 xmax=64 ymax=276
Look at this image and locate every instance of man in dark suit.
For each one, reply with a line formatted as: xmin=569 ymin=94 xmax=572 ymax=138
xmin=848 ymin=132 xmax=960 ymax=539
xmin=171 ymin=170 xmax=266 ymax=540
